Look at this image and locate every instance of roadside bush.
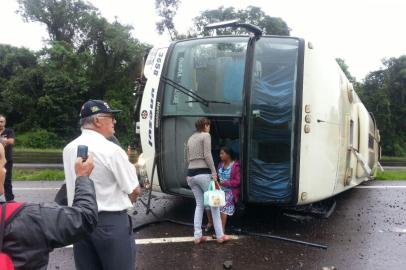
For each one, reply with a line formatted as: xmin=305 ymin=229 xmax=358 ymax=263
xmin=393 ymin=144 xmax=405 ymax=157
xmin=16 ymin=129 xmax=65 ymax=149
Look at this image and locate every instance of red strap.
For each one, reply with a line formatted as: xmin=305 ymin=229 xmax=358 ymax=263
xmin=0 ymin=253 xmax=15 ymax=270
xmin=0 ymin=203 xmax=24 ymax=221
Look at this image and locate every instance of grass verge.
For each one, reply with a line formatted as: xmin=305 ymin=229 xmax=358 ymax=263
xmin=14 ymin=147 xmax=62 ymax=153
xmin=13 ymin=169 xmax=65 ymax=181
xmin=375 ymin=170 xmax=406 ymax=180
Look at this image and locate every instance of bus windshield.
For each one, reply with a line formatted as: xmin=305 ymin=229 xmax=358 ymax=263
xmin=162 ymin=37 xmax=249 ymax=117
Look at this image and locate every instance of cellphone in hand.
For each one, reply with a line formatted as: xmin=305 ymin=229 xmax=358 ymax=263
xmin=77 ymin=145 xmax=88 ymax=162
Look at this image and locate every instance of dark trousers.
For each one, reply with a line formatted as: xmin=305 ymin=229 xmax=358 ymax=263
xmin=4 ymin=161 xmax=14 ymax=201
xmin=73 ymin=211 xmax=136 ymax=270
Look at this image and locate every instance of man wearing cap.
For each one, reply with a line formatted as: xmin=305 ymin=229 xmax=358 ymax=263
xmin=63 ymin=100 xmax=141 ymax=270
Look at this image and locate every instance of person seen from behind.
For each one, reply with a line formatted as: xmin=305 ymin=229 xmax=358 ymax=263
xmin=186 ymin=117 xmax=230 ymax=244
xmin=0 ymin=143 xmax=98 ymax=270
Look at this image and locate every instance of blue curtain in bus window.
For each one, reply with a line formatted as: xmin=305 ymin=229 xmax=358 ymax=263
xmin=222 ymin=58 xmax=244 ymax=102
xmin=249 ymin=62 xmax=295 ymax=202
xmin=252 ymin=67 xmax=294 ymax=126
xmin=249 ymin=159 xmax=291 ymax=201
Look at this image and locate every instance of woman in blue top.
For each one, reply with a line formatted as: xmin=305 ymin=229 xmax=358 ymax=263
xmin=206 ymin=146 xmax=241 ymax=233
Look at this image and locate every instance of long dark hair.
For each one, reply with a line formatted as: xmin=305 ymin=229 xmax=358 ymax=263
xmin=220 ymin=146 xmax=235 ymax=160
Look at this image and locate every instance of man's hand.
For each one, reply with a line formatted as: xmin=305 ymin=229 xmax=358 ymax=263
xmin=75 ymin=154 xmax=94 ymax=177
xmin=129 ymin=186 xmax=141 ymax=203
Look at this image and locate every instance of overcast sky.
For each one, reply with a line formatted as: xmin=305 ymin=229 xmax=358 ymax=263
xmin=1 ymin=0 xmax=405 ymax=80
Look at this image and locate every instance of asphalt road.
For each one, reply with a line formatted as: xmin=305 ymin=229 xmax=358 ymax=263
xmin=12 ymin=180 xmax=406 ymax=270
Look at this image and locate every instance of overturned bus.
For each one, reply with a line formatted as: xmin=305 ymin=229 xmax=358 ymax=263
xmin=135 ymin=21 xmax=381 ymax=206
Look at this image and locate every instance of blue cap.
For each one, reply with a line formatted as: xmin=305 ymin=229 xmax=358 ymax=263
xmin=79 ymin=100 xmax=121 ymax=119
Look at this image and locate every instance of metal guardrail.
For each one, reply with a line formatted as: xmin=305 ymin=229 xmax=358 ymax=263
xmin=13 ymin=152 xmax=62 ymax=164
xmin=380 ymin=161 xmax=406 ymax=167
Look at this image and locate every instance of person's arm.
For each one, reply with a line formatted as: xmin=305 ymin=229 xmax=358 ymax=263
xmin=109 ymin=148 xmax=140 ymax=201
xmin=39 ymin=156 xmax=98 ymax=248
xmin=129 ymin=186 xmax=141 ymax=203
xmin=202 ymin=133 xmax=217 ymax=180
xmin=1 ymin=129 xmax=15 ymax=146
xmin=220 ymin=162 xmax=241 ymax=188
xmin=0 ymin=144 xmax=6 ymax=195
xmin=184 ymin=141 xmax=189 ymax=166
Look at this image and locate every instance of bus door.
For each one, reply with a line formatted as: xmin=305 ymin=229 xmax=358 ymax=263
xmin=158 ymin=37 xmax=248 ymax=196
xmin=245 ymin=37 xmax=300 ymax=204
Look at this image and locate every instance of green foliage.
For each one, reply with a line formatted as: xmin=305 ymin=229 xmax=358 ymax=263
xmin=16 ymin=129 xmax=65 ymax=148
xmin=155 ymin=0 xmax=180 ymax=40
xmin=357 ymin=56 xmax=406 ymax=156
xmin=0 ymin=45 xmax=39 ymax=123
xmin=0 ymin=0 xmax=149 ymax=147
xmin=336 ymin=58 xmax=356 ymax=82
xmin=13 ymin=168 xmax=65 ymax=180
xmin=17 ymin=0 xmax=97 ymax=45
xmin=375 ymin=170 xmax=406 ymax=180
xmin=192 ymin=6 xmax=290 ymax=36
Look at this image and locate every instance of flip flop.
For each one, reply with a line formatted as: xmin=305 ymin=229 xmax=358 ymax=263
xmin=194 ymin=236 xmax=209 ymax=244
xmin=217 ymin=235 xmax=231 ymax=244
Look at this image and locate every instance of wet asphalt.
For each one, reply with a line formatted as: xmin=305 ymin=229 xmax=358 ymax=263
xmin=12 ymin=180 xmax=406 ymax=270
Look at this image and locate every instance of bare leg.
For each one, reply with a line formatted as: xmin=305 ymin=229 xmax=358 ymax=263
xmin=220 ymin=212 xmax=228 ymax=232
xmin=206 ymin=210 xmax=213 ymax=228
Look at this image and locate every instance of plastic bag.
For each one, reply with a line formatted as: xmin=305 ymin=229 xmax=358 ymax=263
xmin=204 ymin=181 xmax=226 ymax=207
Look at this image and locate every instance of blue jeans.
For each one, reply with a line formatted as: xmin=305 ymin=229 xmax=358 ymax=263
xmin=187 ymin=174 xmax=224 ymax=239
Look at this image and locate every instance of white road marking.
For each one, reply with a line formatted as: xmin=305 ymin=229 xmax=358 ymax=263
xmin=14 ymin=188 xmax=60 ymax=191
xmin=355 ymin=185 xmax=406 ymax=189
xmin=61 ymin=235 xmax=242 ymax=249
xmin=135 ymin=235 xmax=241 ymax=244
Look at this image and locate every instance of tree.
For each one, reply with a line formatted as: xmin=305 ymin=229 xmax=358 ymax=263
xmin=155 ymin=0 xmax=180 ymax=40
xmin=36 ymin=42 xmax=90 ymax=137
xmin=336 ymin=58 xmax=356 ymax=83
xmin=192 ymin=6 xmax=290 ymax=36
xmin=17 ymin=0 xmax=97 ymax=46
xmin=358 ymin=56 xmax=406 ymax=156
xmin=13 ymin=0 xmax=148 ymax=146
xmin=0 ymin=45 xmax=41 ymax=128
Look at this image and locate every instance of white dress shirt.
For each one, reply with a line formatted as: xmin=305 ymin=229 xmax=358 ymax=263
xmin=63 ymin=129 xmax=139 ymax=211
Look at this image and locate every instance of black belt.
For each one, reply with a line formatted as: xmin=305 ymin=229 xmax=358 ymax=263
xmin=187 ymin=168 xmax=211 ymax=176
